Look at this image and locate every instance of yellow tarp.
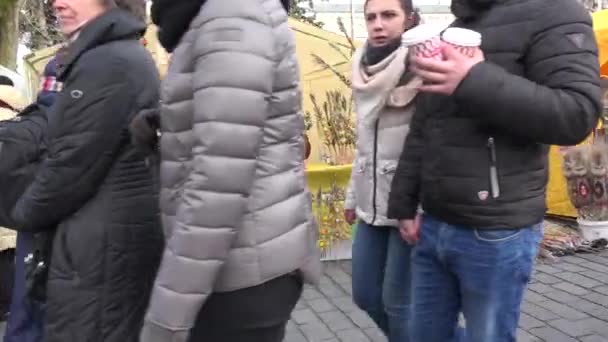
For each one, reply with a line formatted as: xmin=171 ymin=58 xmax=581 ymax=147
xmin=593 ymin=10 xmax=608 ymax=76
xmin=546 ymin=146 xmax=576 ymax=217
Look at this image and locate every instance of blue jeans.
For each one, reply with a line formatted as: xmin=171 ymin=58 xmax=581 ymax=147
xmin=410 ymin=215 xmax=543 ymax=342
xmin=4 ymin=233 xmax=45 ymax=342
xmin=351 ymin=221 xmax=412 ymax=342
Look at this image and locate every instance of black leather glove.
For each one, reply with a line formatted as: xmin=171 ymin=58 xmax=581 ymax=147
xmin=129 ymin=108 xmax=160 ymax=156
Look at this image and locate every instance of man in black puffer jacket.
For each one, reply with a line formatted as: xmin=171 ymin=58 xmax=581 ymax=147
xmin=387 ymin=0 xmax=601 ymax=341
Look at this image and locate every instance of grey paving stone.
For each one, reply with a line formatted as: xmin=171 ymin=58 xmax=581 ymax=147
xmin=535 ymin=300 xmax=588 ymax=320
xmin=521 ymin=301 xmax=561 ymax=321
xmin=535 ymin=264 xmax=562 ymax=274
xmin=580 ymin=335 xmax=608 ymax=342
xmin=335 ymin=328 xmax=371 ymax=342
xmin=518 ymin=312 xmax=545 ymax=330
xmin=542 ymin=288 xmax=580 ymax=304
xmin=299 ymin=322 xmax=335 ymax=341
xmin=581 ymin=270 xmax=608 ymax=284
xmin=302 ymin=287 xmax=324 ymax=301
xmin=553 ymin=272 xmax=604 ymax=289
xmin=553 ymin=262 xmax=588 ymax=273
xmin=308 ymin=298 xmax=335 ymax=314
xmin=592 ymin=286 xmax=608 ymax=296
xmin=561 ymin=256 xmax=589 ymax=264
xmin=319 ymin=282 xmax=346 ymax=298
xmin=584 ymin=292 xmax=608 ymax=307
xmin=578 ymin=254 xmax=608 ymax=266
xmin=528 ymin=326 xmax=578 ymax=342
xmin=325 ymin=263 xmax=352 ymax=284
xmin=292 ymin=308 xmax=321 ymax=325
xmin=535 ymin=272 xmax=562 ymax=285
xmin=319 ymin=311 xmax=356 ymax=332
xmin=552 ymin=282 xmax=590 ymax=296
xmin=284 ymin=330 xmax=308 ymax=342
xmin=524 ymin=290 xmax=549 ymax=304
xmin=517 ymin=329 xmax=541 ymax=342
xmin=547 ymin=317 xmax=606 ymax=338
xmin=286 ymin=320 xmax=299 ymax=332
xmin=295 ymin=300 xmax=308 ymax=310
xmin=347 ymin=310 xmax=377 ymax=329
xmin=363 ymin=327 xmax=387 ymax=342
xmin=331 ymin=296 xmax=359 ymax=313
xmin=578 ymin=262 xmax=608 ymax=274
xmin=529 ymin=282 xmax=554 ymax=294
xmin=566 ymin=299 xmax=608 ymax=317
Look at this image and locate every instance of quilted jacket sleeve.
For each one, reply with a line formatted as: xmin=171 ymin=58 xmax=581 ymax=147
xmin=387 ymin=96 xmax=426 ymax=220
xmin=12 ymin=56 xmax=135 ymax=231
xmin=141 ymin=16 xmax=274 ymax=341
xmin=454 ymin=2 xmax=601 ymax=146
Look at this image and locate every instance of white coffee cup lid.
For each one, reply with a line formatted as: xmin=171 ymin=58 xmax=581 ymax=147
xmin=442 ymin=28 xmax=482 ymax=47
xmin=402 ymin=24 xmax=443 ymax=46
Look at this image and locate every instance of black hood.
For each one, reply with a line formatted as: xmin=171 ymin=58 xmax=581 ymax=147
xmin=451 ymin=0 xmax=497 ymax=20
xmin=58 ymin=8 xmax=145 ymax=79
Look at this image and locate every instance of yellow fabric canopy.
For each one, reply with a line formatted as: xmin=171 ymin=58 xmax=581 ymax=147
xmin=594 ymin=10 xmax=608 ymax=76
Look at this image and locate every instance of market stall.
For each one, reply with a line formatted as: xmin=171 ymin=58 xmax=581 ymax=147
xmin=546 ymin=9 xmax=608 ymax=218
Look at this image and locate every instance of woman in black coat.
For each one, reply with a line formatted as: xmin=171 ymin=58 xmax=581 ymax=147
xmin=11 ymin=1 xmax=164 ymax=341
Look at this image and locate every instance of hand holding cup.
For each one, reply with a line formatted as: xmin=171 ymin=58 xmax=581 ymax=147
xmin=409 ymin=28 xmax=485 ymax=95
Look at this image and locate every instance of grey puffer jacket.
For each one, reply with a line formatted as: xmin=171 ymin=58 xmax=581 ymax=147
xmin=141 ymin=0 xmax=321 ymax=340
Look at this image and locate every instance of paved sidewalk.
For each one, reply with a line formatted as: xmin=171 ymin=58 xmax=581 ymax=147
xmin=286 ymin=253 xmax=608 ymax=342
xmin=3 ymin=253 xmax=608 ymax=341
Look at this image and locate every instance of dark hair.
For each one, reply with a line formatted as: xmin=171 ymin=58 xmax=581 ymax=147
xmin=101 ymin=0 xmax=147 ymax=22
xmin=0 ymin=75 xmax=14 ymax=87
xmin=364 ymin=0 xmax=421 ymax=27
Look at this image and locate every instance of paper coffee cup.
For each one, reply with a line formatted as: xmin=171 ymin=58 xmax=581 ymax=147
xmin=441 ymin=28 xmax=482 ymax=57
xmin=401 ymin=24 xmax=444 ymax=60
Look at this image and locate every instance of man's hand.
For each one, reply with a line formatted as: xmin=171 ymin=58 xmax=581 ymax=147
xmin=344 ymin=209 xmax=357 ymax=225
xmin=129 ymin=108 xmax=160 ymax=155
xmin=399 ymin=214 xmax=422 ymax=245
xmin=410 ymin=42 xmax=485 ymax=95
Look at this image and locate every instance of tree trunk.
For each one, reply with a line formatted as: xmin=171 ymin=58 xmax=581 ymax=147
xmin=0 ymin=0 xmax=20 ymax=70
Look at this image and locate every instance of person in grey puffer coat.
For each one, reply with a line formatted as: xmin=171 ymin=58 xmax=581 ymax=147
xmin=138 ymin=0 xmax=321 ymax=341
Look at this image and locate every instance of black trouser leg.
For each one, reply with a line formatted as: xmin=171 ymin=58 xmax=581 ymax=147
xmin=188 ymin=272 xmax=303 ymax=342
xmin=0 ymin=249 xmax=15 ymax=319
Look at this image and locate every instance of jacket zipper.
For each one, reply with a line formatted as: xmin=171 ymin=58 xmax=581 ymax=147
xmin=371 ymin=118 xmax=380 ymax=225
xmin=487 ymin=137 xmax=500 ymax=199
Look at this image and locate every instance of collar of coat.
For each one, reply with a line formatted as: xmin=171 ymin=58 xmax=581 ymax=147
xmin=57 ymin=8 xmax=146 ymax=80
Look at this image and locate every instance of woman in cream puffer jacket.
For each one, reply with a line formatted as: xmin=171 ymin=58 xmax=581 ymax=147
xmin=344 ymin=0 xmax=422 ymax=340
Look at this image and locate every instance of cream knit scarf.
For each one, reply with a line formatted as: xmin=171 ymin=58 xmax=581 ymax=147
xmin=351 ymin=45 xmax=421 ymax=127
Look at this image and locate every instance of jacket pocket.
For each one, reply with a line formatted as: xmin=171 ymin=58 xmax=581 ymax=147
xmin=352 ymin=157 xmax=371 ymax=212
xmin=376 ymin=160 xmax=399 ymax=218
